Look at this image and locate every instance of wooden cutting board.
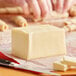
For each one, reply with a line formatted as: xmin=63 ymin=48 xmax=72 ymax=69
xmin=53 ymin=69 xmax=76 ymax=76
xmin=0 ymin=66 xmax=37 ymax=76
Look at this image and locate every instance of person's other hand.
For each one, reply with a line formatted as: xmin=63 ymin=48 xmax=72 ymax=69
xmin=54 ymin=0 xmax=76 ymax=13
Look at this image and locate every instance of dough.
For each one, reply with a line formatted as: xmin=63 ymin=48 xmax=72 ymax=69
xmin=12 ymin=16 xmax=28 ymax=27
xmin=69 ymin=5 xmax=76 ymax=17
xmin=63 ymin=22 xmax=76 ymax=32
xmin=0 ymin=20 xmax=8 ymax=31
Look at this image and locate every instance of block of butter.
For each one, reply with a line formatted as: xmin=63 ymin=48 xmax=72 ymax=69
xmin=61 ymin=56 xmax=76 ymax=66
xmin=12 ymin=25 xmax=66 ymax=60
xmin=53 ymin=62 xmax=68 ymax=71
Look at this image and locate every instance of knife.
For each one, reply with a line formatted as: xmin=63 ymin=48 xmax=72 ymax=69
xmin=0 ymin=58 xmax=60 ymax=76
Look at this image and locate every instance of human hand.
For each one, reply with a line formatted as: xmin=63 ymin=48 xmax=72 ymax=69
xmin=2 ymin=0 xmax=75 ymax=19
xmin=26 ymin=0 xmax=53 ymax=19
xmin=54 ymin=0 xmax=76 ymax=13
xmin=4 ymin=0 xmax=53 ymax=19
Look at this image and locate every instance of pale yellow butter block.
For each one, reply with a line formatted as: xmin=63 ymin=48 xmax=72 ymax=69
xmin=61 ymin=56 xmax=76 ymax=66
xmin=12 ymin=25 xmax=66 ymax=60
xmin=53 ymin=62 xmax=68 ymax=71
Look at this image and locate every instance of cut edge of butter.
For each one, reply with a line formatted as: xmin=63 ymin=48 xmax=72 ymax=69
xmin=53 ymin=61 xmax=68 ymax=71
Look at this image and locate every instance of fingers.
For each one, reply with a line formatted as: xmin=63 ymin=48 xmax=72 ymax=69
xmin=55 ymin=0 xmax=74 ymax=13
xmin=19 ymin=0 xmax=30 ymax=15
xmin=6 ymin=0 xmax=52 ymax=19
xmin=63 ymin=0 xmax=73 ymax=12
xmin=5 ymin=0 xmax=75 ymax=18
xmin=15 ymin=0 xmax=30 ymax=15
xmin=26 ymin=0 xmax=52 ymax=19
xmin=46 ymin=0 xmax=52 ymax=12
xmin=37 ymin=0 xmax=49 ymax=17
xmin=26 ymin=0 xmax=41 ymax=19
xmin=51 ymin=0 xmax=56 ymax=10
xmin=55 ymin=0 xmax=64 ymax=13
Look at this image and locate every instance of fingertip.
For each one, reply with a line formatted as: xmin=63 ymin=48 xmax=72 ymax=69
xmin=37 ymin=0 xmax=49 ymax=18
xmin=34 ymin=11 xmax=41 ymax=19
xmin=26 ymin=0 xmax=41 ymax=19
xmin=42 ymin=10 xmax=49 ymax=18
xmin=55 ymin=0 xmax=64 ymax=13
xmin=46 ymin=0 xmax=53 ymax=12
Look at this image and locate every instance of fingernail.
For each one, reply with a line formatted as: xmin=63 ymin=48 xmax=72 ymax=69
xmin=42 ymin=10 xmax=49 ymax=18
